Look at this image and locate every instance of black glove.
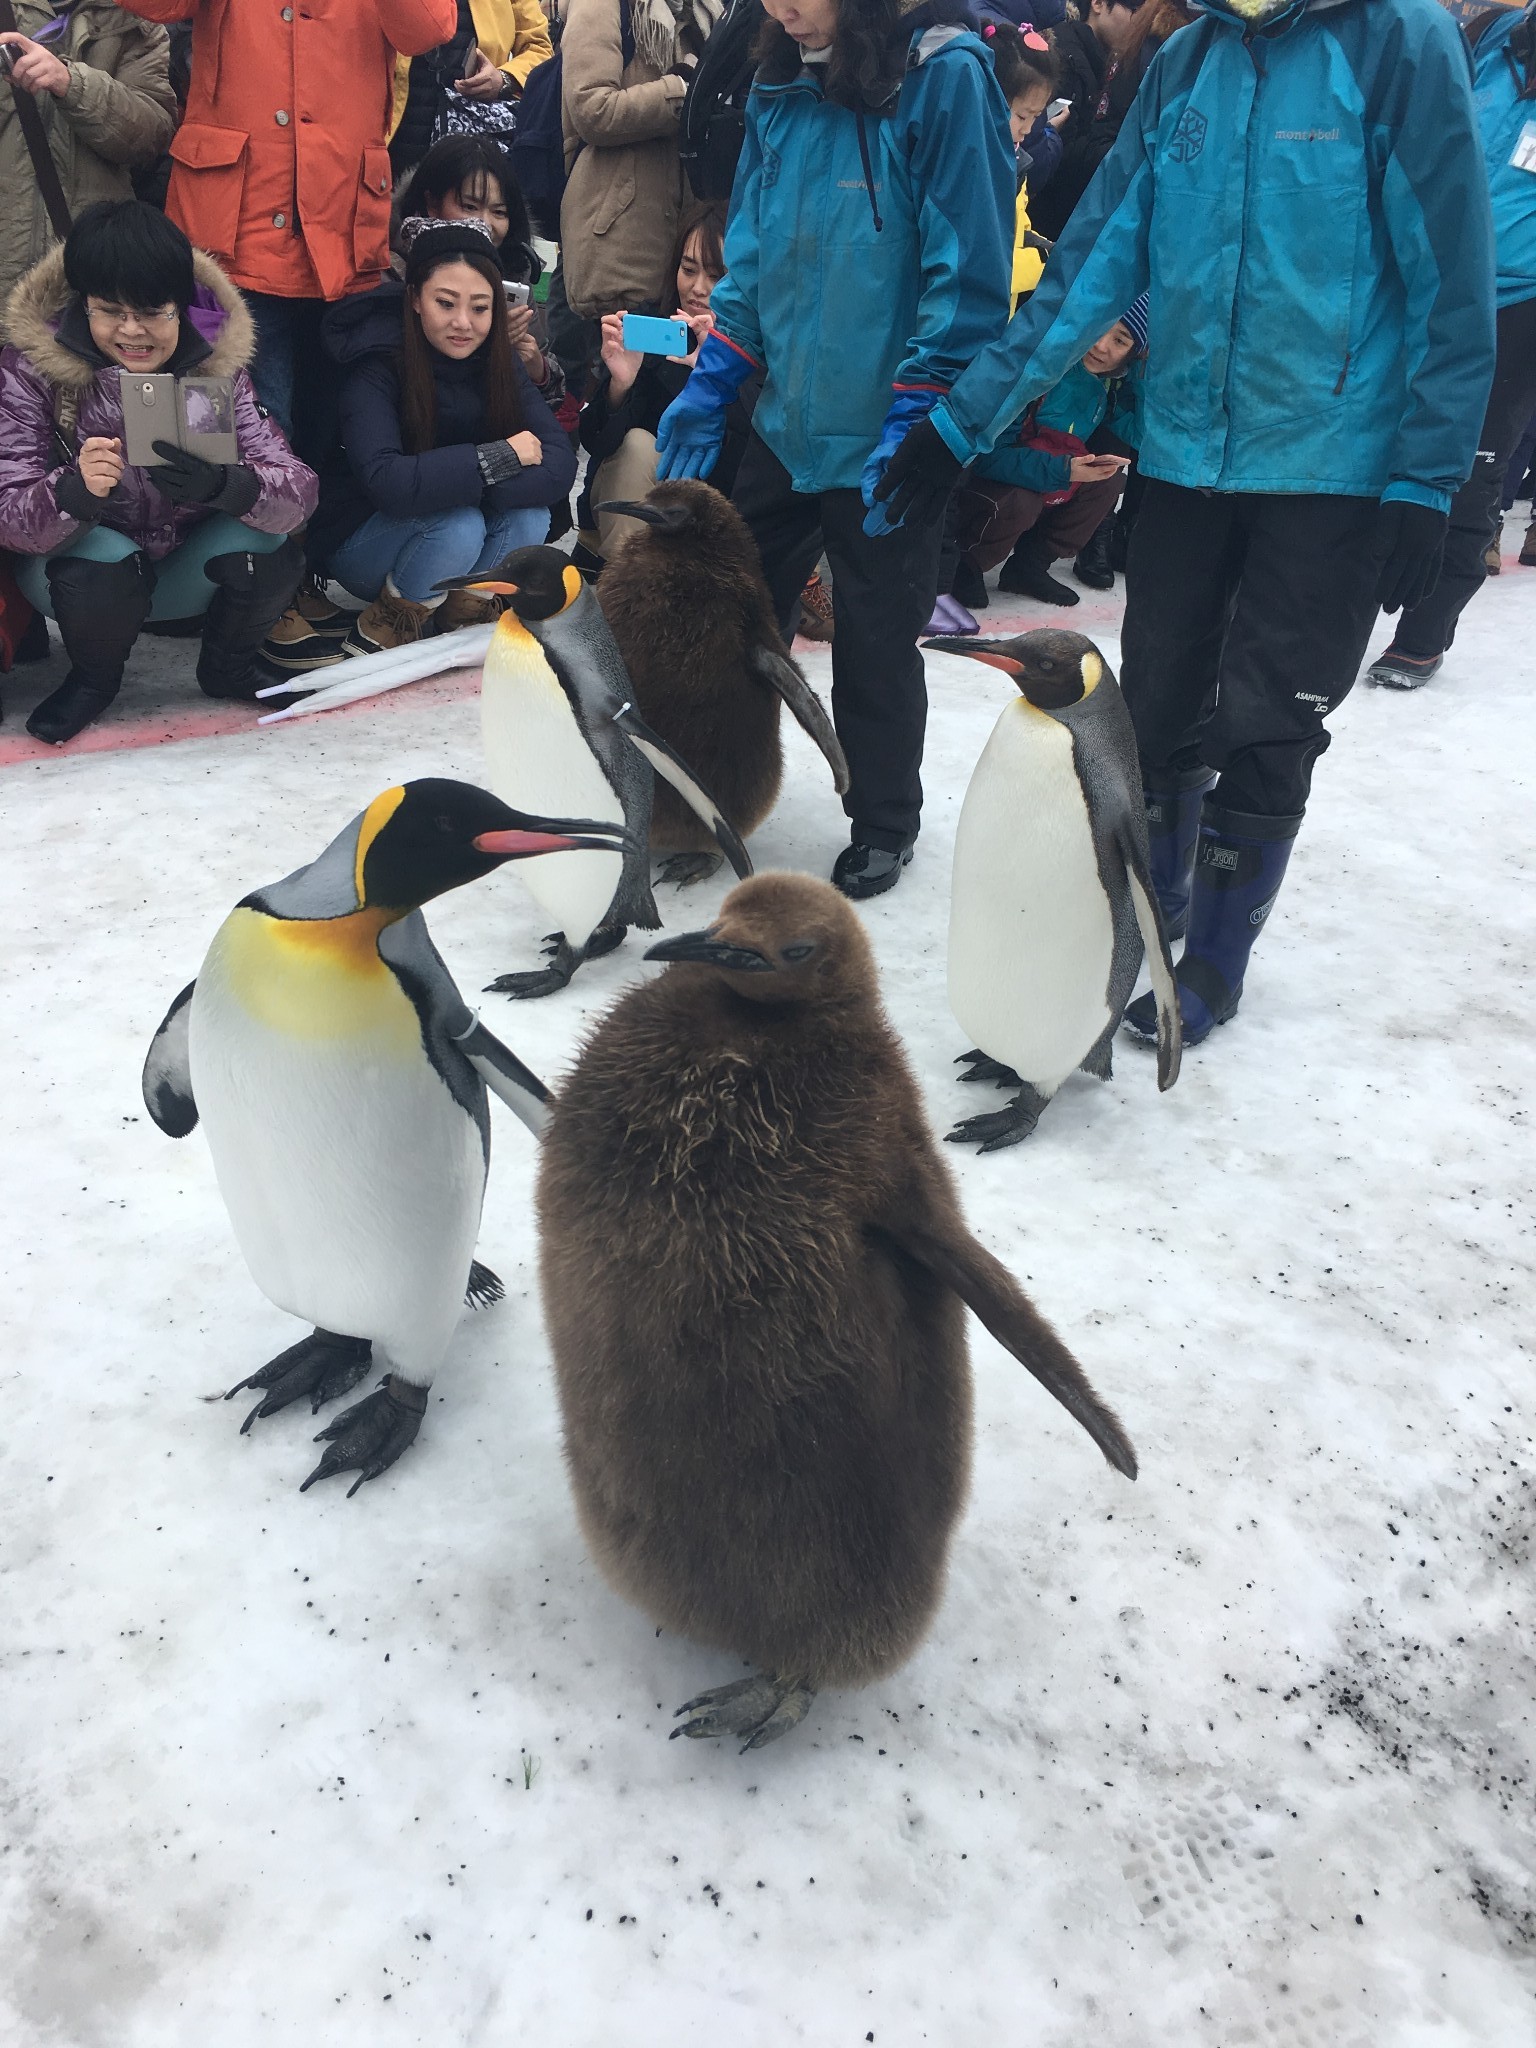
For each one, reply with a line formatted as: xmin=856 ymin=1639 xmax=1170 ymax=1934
xmin=150 ymin=439 xmax=260 ymax=516
xmin=868 ymin=416 xmax=965 ymax=535
xmin=1373 ymin=499 xmax=1447 ymax=614
xmin=54 ymin=466 xmax=114 ymax=523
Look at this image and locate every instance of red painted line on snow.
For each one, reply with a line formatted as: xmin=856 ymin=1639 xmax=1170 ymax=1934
xmin=0 ymin=665 xmax=483 ymax=769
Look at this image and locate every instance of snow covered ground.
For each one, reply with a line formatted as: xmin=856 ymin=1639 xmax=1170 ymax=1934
xmin=1 ymin=551 xmax=1532 ymax=2047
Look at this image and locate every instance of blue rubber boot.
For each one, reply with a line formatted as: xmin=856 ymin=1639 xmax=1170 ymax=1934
xmin=1143 ymin=767 xmax=1216 ymax=940
xmin=1125 ymin=803 xmax=1301 ymax=1048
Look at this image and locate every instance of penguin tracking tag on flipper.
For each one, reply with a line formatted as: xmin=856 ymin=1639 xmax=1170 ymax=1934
xmin=611 ymin=701 xmax=754 ymax=879
xmin=1115 ymin=825 xmax=1182 ymax=1092
xmin=748 ymin=644 xmax=849 ymax=794
xmin=452 ymin=1015 xmax=554 ymax=1138
xmin=257 ymin=625 xmax=497 ymax=723
xmin=142 ymin=980 xmax=198 ymax=1137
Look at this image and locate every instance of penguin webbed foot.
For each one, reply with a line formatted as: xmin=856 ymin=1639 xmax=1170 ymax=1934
xmin=946 ymin=1085 xmax=1051 ymax=1152
xmin=465 ymin=1259 xmax=503 ymax=1309
xmin=955 ymin=1049 xmax=1022 ymax=1090
xmin=670 ymin=1672 xmax=816 ymax=1753
xmin=655 ymin=851 xmax=724 ymax=890
xmin=485 ymin=925 xmax=626 ymax=1000
xmin=299 ymin=1376 xmax=428 ymax=1498
xmin=226 ymin=1329 xmax=373 ymax=1432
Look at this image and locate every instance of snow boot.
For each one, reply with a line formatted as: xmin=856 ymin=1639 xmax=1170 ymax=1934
xmin=997 ymin=533 xmax=1078 ymax=606
xmin=29 ymin=548 xmax=155 ymax=743
xmin=1484 ymin=518 xmax=1503 ymax=576
xmin=1366 ymin=647 xmax=1442 ymax=691
xmin=950 ymin=553 xmax=990 ymax=612
xmin=1521 ymin=518 xmax=1536 ymax=568
xmin=1072 ymin=516 xmax=1115 ymax=590
xmin=1124 ymin=804 xmax=1301 ymax=1049
xmin=197 ymin=540 xmax=305 ymax=700
xmin=1143 ymin=766 xmax=1217 ymax=940
xmin=924 ymin=593 xmax=979 ymax=636
xmin=345 ymin=576 xmax=443 ymax=658
xmin=261 ymin=574 xmax=355 ymax=672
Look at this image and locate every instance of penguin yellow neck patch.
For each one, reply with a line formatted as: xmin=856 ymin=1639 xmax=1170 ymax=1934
xmin=353 ymin=785 xmax=406 ymax=905
xmin=560 ymin=565 xmax=583 ymax=611
xmin=1078 ymin=650 xmax=1103 ymax=698
xmin=210 ymin=906 xmax=416 ymax=1044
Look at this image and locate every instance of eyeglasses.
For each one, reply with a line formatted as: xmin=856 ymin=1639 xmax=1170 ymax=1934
xmin=86 ymin=301 xmax=181 ymax=329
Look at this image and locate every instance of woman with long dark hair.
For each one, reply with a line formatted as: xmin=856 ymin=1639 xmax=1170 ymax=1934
xmin=321 ymin=217 xmax=576 ymax=655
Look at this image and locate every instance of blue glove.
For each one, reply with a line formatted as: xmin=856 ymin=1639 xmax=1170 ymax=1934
xmin=655 ymin=333 xmax=757 ymax=482
xmin=860 ymin=388 xmax=940 ymax=524
xmin=863 ymin=392 xmax=968 ymax=539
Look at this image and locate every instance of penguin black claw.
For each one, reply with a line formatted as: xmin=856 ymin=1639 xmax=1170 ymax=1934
xmin=486 ymin=925 xmax=627 ymax=1000
xmin=954 ymin=1050 xmax=1023 ymax=1089
xmin=226 ymin=1330 xmax=374 ymax=1431
xmin=946 ymin=1088 xmax=1050 ymax=1152
xmin=299 ymin=1377 xmax=427 ymax=1497
xmin=655 ymin=851 xmax=724 ymax=891
xmin=670 ymin=1673 xmax=817 ymax=1752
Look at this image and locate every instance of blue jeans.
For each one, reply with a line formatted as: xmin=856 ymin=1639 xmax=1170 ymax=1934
xmin=16 ymin=517 xmax=290 ymax=622
xmin=244 ymin=292 xmax=339 ymax=469
xmin=330 ymin=504 xmax=551 ymax=604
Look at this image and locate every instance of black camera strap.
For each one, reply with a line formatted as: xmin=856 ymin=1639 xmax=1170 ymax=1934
xmin=0 ymin=0 xmax=77 ymax=240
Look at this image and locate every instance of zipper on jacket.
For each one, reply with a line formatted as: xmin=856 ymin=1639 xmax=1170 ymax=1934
xmin=1219 ymin=40 xmax=1263 ymax=487
xmin=855 ymin=111 xmax=885 ymax=232
xmin=1332 ymin=351 xmax=1350 ymax=396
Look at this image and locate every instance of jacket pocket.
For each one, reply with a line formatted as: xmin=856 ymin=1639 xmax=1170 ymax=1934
xmin=591 ymin=163 xmax=636 ymax=238
xmin=167 ymin=124 xmax=249 ymax=260
xmin=353 ymin=147 xmax=393 ymax=273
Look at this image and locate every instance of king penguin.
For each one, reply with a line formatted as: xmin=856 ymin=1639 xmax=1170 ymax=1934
xmin=436 ymin=546 xmax=753 ymax=998
xmin=592 ymin=482 xmax=849 ymax=886
xmin=925 ymin=628 xmax=1182 ymax=1150
xmin=538 ymin=872 xmax=1136 ymax=1752
xmin=141 ymin=778 xmax=633 ymax=1496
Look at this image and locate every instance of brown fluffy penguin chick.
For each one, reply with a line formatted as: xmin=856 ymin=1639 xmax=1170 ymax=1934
xmin=536 ymin=872 xmax=1137 ymax=1753
xmin=594 ymin=482 xmax=848 ymax=887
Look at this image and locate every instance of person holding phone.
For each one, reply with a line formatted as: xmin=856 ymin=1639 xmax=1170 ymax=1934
xmin=0 ymin=201 xmax=315 ymax=744
xmin=939 ymin=303 xmax=1144 ymax=622
xmin=576 ymin=200 xmax=755 ymax=561
xmin=655 ymin=0 xmax=1015 ymax=900
xmin=318 ymin=217 xmax=576 ymax=656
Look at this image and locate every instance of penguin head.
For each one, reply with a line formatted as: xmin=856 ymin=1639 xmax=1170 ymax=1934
xmin=435 ymin=547 xmax=582 ymax=622
xmin=644 ymin=873 xmax=876 ymax=1011
xmin=353 ymin=778 xmax=634 ymax=913
xmin=923 ymin=628 xmax=1108 ymax=715
xmin=593 ymin=481 xmax=759 ymax=572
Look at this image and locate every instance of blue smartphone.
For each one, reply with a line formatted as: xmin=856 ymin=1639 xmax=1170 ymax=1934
xmin=622 ymin=313 xmax=691 ymax=356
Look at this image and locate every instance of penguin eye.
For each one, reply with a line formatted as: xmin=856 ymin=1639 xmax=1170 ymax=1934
xmin=1037 ymin=657 xmax=1055 ymax=671
xmin=782 ymin=942 xmax=815 ymax=963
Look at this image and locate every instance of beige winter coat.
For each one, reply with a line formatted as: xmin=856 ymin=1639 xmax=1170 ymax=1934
xmin=559 ymin=0 xmax=697 ymax=318
xmin=0 ymin=0 xmax=177 ymax=308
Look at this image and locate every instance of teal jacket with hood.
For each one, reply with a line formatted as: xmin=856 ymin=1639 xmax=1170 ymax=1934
xmin=708 ymin=8 xmax=1015 ymax=494
xmin=1472 ymin=1 xmax=1536 ymax=309
xmin=927 ymin=0 xmax=1496 ymax=515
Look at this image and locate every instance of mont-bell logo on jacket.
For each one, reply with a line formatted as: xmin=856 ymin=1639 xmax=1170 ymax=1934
xmin=1168 ymin=108 xmax=1207 ymax=163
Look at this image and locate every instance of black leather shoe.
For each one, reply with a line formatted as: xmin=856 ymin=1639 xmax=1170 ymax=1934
xmin=832 ymin=840 xmax=914 ymax=900
xmin=25 ymin=672 xmax=119 ymax=744
xmin=1072 ymin=518 xmax=1115 ymax=590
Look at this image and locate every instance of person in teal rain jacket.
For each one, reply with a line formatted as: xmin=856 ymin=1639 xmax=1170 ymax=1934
xmin=1367 ymin=1 xmax=1536 ymax=689
xmin=869 ymin=0 xmax=1495 ymax=1043
xmin=654 ymin=0 xmax=1014 ymax=900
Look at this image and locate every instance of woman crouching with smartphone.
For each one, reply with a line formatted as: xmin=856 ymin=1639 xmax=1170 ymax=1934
xmin=0 ymin=201 xmax=315 ymax=744
xmin=322 ymin=218 xmax=577 ymax=655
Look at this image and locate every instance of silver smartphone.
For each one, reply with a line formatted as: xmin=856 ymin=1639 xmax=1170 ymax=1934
xmin=1047 ymin=97 xmax=1071 ymax=120
xmin=503 ymin=279 xmax=531 ymax=307
xmin=119 ymin=373 xmax=240 ymax=467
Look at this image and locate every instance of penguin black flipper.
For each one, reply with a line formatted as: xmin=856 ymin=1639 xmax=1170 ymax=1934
xmin=1113 ymin=824 xmax=1183 ymax=1093
xmin=877 ymin=1205 xmax=1138 ymax=1479
xmin=611 ymin=701 xmax=754 ymax=880
xmin=747 ymin=644 xmax=850 ymax=794
xmin=142 ymin=981 xmax=199 ymax=1137
xmin=456 ymin=1019 xmax=553 ymax=1138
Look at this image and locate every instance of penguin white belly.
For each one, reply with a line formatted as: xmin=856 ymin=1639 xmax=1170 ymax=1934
xmin=189 ymin=909 xmax=486 ymax=1381
xmin=482 ymin=629 xmax=624 ymax=947
xmin=948 ymin=703 xmax=1115 ymax=1093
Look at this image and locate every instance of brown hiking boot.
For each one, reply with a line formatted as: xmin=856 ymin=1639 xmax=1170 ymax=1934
xmin=798 ymin=569 xmax=834 ymax=642
xmin=262 ymin=576 xmax=355 ymax=671
xmin=1484 ymin=518 xmax=1503 ymax=576
xmin=1521 ymin=518 xmax=1536 ymax=568
xmin=343 ymin=582 xmax=440 ymax=657
xmin=436 ymin=587 xmax=504 ymax=632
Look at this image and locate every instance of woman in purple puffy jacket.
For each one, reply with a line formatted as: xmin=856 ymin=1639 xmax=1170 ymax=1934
xmin=0 ymin=201 xmax=316 ymax=744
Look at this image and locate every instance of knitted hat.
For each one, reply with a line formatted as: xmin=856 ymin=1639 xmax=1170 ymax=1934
xmin=1121 ymin=292 xmax=1150 ymax=355
xmin=397 ymin=215 xmax=499 ymax=265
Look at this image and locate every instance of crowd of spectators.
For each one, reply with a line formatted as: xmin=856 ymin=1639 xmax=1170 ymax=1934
xmin=0 ymin=0 xmax=1531 ymax=1017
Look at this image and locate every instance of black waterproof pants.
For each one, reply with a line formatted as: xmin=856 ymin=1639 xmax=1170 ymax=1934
xmin=732 ymin=430 xmax=943 ymax=852
xmin=1390 ymin=293 xmax=1536 ymax=659
xmin=1121 ymin=482 xmax=1383 ymax=818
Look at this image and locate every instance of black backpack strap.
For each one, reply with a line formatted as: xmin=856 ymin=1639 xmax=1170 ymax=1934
xmin=0 ymin=0 xmax=75 ymax=239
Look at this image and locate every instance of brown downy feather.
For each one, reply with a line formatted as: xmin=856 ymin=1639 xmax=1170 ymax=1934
xmin=537 ymin=873 xmax=1135 ymax=1695
xmin=594 ymin=481 xmax=795 ymax=853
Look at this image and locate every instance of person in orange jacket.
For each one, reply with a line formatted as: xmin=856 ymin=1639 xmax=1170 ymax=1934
xmin=116 ymin=0 xmax=457 ymax=457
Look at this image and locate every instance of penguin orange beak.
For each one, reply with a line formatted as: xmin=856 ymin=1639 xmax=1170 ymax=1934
xmin=474 ymin=817 xmax=635 ymax=859
xmin=436 ymin=574 xmax=519 ymax=596
xmin=922 ymin=636 xmax=1025 ymax=677
xmin=645 ymin=926 xmax=773 ymax=972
